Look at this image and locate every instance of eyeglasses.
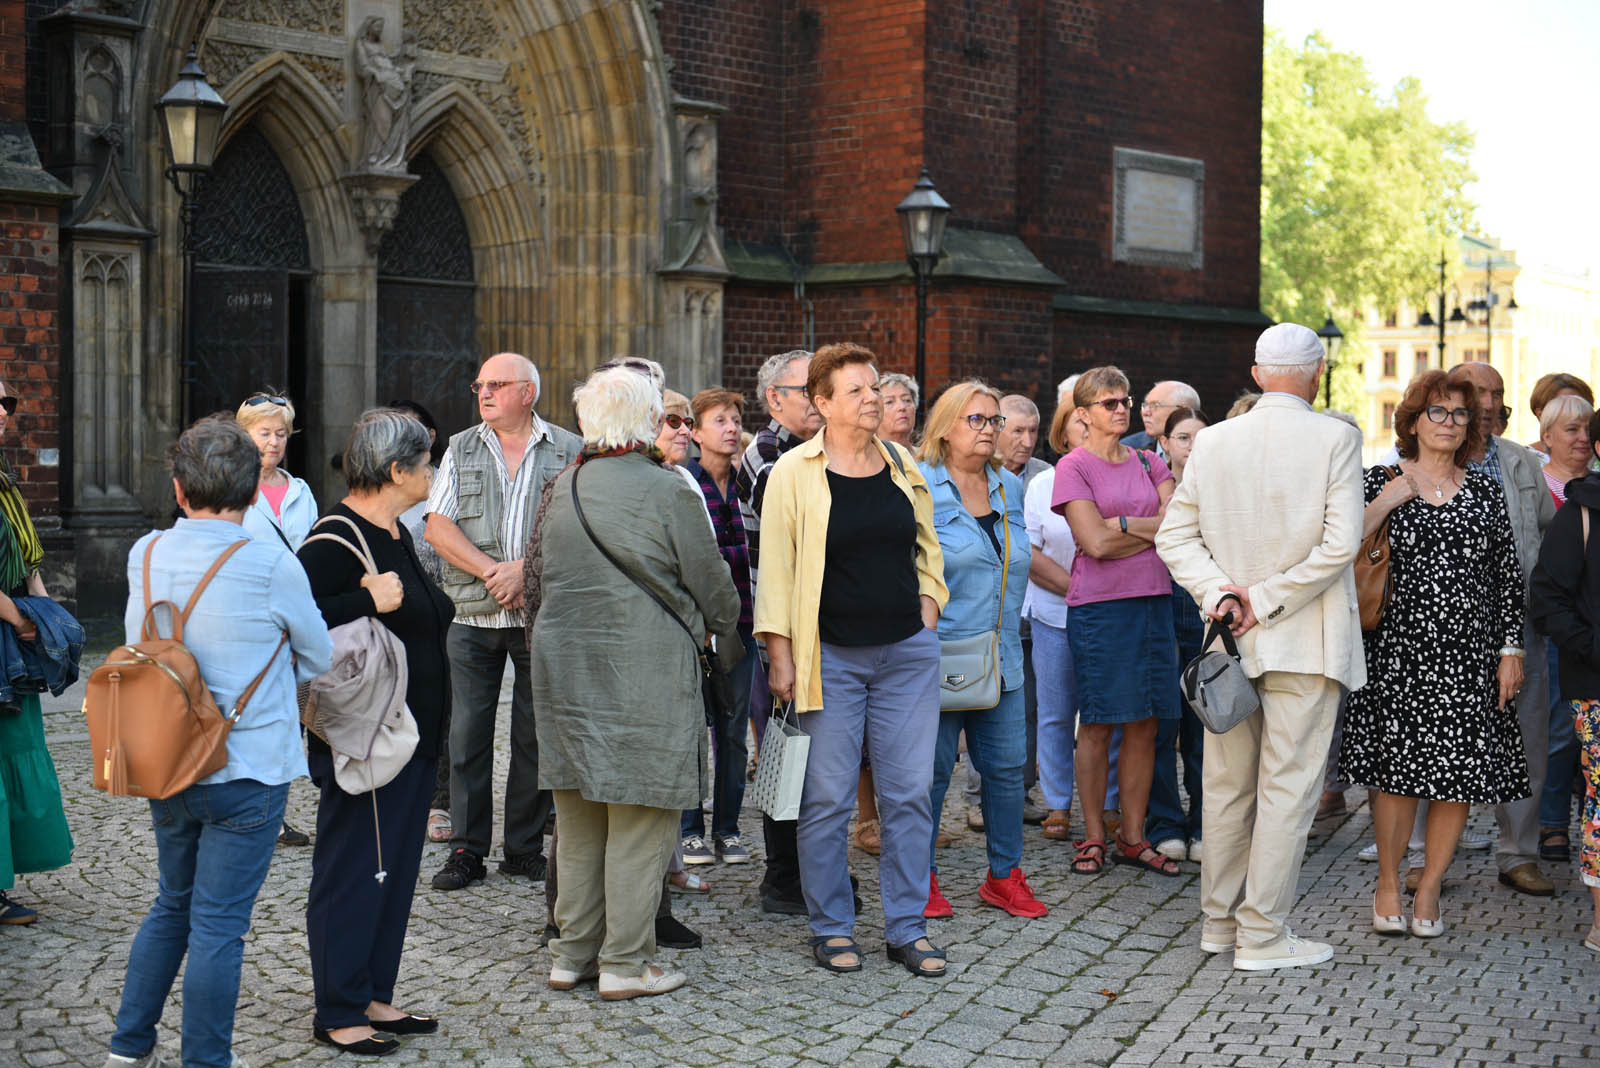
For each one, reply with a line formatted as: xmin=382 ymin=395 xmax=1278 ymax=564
xmin=664 ymin=413 xmax=696 ymax=430
xmin=1168 ymin=432 xmax=1195 ymax=444
xmin=1092 ymin=396 xmax=1135 ymax=412
xmin=963 ymin=414 xmax=1007 ymax=431
xmin=1424 ymin=405 xmax=1473 ymax=426
xmin=1140 ymin=398 xmax=1177 ymax=413
xmin=470 ymin=379 xmax=531 ymax=395
xmin=244 ymin=394 xmax=289 ymax=408
xmin=0 ymin=397 xmax=15 ymax=416
xmin=771 ymin=384 xmax=808 ymax=396
xmin=596 ymin=357 xmax=656 ymax=377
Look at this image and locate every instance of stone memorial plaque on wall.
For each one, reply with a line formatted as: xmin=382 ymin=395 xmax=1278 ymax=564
xmin=1113 ymin=148 xmax=1204 ymax=269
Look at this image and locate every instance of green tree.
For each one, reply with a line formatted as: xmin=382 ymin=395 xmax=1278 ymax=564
xmin=1261 ymin=29 xmax=1476 ymax=409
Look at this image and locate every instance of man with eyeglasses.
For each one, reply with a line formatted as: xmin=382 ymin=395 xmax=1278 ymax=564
xmin=1444 ymin=362 xmax=1558 ymax=899
xmin=1123 ymin=380 xmax=1201 ymax=456
xmin=425 ymin=352 xmax=582 ymax=892
xmin=735 ymin=349 xmax=822 ymax=915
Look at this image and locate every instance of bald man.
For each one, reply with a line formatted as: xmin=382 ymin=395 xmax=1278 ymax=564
xmin=426 ymin=352 xmax=582 ymax=892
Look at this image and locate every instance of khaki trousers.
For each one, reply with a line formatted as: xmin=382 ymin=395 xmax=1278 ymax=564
xmin=1201 ymin=671 xmax=1341 ymax=951
xmin=548 ymin=790 xmax=676 ymax=978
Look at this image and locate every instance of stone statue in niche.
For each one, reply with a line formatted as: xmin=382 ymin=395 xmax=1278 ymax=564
xmin=353 ymin=16 xmax=416 ymax=173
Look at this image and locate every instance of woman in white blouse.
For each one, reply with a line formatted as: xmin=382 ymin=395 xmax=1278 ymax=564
xmin=1024 ymin=403 xmax=1088 ymax=841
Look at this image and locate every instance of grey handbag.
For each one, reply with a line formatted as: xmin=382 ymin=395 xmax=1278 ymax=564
xmin=1180 ymin=597 xmax=1261 ymax=733
xmin=939 ymin=482 xmax=1010 ymax=712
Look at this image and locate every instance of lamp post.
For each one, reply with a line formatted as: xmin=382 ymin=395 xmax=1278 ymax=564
xmin=1317 ymin=315 xmax=1343 ymax=408
xmin=896 ymin=169 xmax=951 ymax=411
xmin=156 ymin=50 xmax=228 ymax=431
xmin=1415 ymin=250 xmax=1451 ymax=362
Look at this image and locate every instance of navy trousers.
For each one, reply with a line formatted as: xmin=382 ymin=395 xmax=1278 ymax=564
xmin=306 ymin=750 xmax=435 ymax=1030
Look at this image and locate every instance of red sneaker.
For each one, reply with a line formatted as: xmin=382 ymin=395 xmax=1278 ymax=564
xmin=924 ymin=872 xmax=953 ymax=918
xmin=978 ymin=868 xmax=1049 ymax=918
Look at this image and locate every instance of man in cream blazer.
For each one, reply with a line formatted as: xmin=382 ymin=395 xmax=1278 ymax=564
xmin=1156 ymin=323 xmax=1364 ymax=971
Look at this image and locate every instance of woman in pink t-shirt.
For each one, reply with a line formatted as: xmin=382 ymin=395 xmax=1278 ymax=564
xmin=1050 ymin=366 xmax=1181 ymax=879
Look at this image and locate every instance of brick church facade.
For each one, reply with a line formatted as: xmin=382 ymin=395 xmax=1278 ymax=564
xmin=6 ymin=0 xmax=1263 ymax=612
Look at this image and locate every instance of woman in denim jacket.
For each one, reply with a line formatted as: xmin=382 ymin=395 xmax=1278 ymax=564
xmin=917 ymin=380 xmax=1042 ymax=920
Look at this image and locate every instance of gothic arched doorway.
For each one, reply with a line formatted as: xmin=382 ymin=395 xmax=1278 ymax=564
xmin=188 ymin=124 xmax=314 ymax=474
xmin=377 ymin=152 xmax=478 ymax=439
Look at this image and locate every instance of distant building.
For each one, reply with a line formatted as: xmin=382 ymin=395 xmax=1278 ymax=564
xmin=1357 ymin=235 xmax=1600 ymax=462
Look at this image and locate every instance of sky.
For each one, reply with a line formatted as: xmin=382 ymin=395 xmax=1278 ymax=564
xmin=1264 ymin=0 xmax=1600 ymax=274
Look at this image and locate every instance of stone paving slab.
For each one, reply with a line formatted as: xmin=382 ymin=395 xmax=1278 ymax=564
xmin=5 ymin=666 xmax=1598 ymax=1067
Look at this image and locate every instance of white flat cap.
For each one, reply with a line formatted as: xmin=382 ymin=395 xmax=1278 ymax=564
xmin=1255 ymin=322 xmax=1325 ymax=366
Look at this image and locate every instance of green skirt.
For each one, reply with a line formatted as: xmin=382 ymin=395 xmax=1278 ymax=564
xmin=0 ymin=693 xmax=73 ymax=888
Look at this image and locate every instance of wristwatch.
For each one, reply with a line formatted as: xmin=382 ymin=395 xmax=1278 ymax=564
xmin=1118 ymin=515 xmax=1128 ymax=533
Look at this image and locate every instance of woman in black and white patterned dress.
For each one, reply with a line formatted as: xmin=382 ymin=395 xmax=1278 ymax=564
xmin=1341 ymin=370 xmax=1528 ymax=939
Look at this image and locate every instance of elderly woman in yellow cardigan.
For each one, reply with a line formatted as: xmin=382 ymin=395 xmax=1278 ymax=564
xmin=755 ymin=342 xmax=948 ymax=978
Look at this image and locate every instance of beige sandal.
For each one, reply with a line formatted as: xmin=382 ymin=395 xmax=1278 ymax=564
xmin=853 ymin=818 xmax=882 ymax=855
xmin=1041 ymin=810 xmax=1072 ymax=841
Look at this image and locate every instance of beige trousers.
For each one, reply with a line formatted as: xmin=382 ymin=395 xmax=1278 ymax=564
xmin=1201 ymin=671 xmax=1341 ymax=951
xmin=548 ymin=790 xmax=676 ymax=977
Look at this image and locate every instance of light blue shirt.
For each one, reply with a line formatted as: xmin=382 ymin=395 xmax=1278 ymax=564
xmin=125 ymin=518 xmax=333 ymax=786
xmin=241 ymin=472 xmax=318 ymax=551
xmin=919 ymin=461 xmax=1031 ymax=691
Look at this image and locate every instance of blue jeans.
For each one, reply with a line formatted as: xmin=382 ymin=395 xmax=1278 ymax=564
xmin=931 ymin=686 xmax=1027 ymax=878
xmin=1542 ymin=641 xmax=1579 ymax=829
xmin=1148 ymin=584 xmax=1206 ymax=844
xmin=683 ymin=633 xmax=759 ymax=840
xmin=796 ymin=628 xmax=940 ymax=947
xmin=111 ymin=778 xmax=288 ymax=1068
xmin=1032 ymin=619 xmax=1077 ymax=810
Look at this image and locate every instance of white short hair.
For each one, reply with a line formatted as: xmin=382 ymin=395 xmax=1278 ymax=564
xmin=1159 ymin=380 xmax=1201 ymax=410
xmin=1056 ymin=374 xmax=1079 ymax=402
xmin=757 ymin=350 xmax=812 ymax=414
xmin=1540 ymin=393 xmax=1595 ymax=440
xmin=574 ymin=367 xmax=662 ymax=449
xmin=1000 ymin=394 xmax=1039 ymax=421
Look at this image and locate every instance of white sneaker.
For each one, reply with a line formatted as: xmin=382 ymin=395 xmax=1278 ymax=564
xmin=1187 ymin=839 xmax=1203 ymax=863
xmin=1358 ymin=841 xmax=1379 ymax=861
xmin=105 ymin=1053 xmax=164 ymax=1068
xmin=598 ymin=963 xmax=686 ymax=1001
xmin=1232 ymin=934 xmax=1334 ymax=971
xmin=1155 ymin=837 xmax=1187 ymax=860
xmin=548 ymin=960 xmax=600 ymax=990
xmin=1458 ymin=828 xmax=1493 ymax=851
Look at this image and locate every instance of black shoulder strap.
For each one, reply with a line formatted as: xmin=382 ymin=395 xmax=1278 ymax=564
xmin=883 ymin=441 xmax=909 ymax=480
xmin=569 ymin=462 xmax=709 ymax=672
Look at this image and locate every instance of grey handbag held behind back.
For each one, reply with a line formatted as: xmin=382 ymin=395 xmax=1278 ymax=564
xmin=1180 ymin=595 xmax=1261 ymax=733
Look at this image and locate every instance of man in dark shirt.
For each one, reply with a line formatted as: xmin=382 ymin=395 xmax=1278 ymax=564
xmin=737 ymin=349 xmax=820 ymax=913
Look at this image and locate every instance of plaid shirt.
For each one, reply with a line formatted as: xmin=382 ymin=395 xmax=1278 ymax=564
xmin=688 ymin=460 xmax=752 ymax=628
xmin=1469 ymin=434 xmax=1503 ymax=487
xmin=735 ymin=419 xmax=804 ymax=590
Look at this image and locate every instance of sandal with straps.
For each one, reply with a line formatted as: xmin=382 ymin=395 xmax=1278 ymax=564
xmin=886 ymin=937 xmax=947 ymax=977
xmin=1113 ymin=836 xmax=1182 ymax=877
xmin=1072 ymin=838 xmax=1107 ymax=875
xmin=811 ymin=936 xmax=864 ymax=973
xmin=1041 ymin=811 xmax=1072 ymax=841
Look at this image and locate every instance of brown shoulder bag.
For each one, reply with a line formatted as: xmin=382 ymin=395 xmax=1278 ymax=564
xmin=84 ymin=536 xmax=287 ymax=799
xmin=1354 ymin=465 xmax=1401 ymax=632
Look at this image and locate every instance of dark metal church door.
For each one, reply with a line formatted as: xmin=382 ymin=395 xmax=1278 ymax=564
xmin=188 ymin=125 xmax=313 ymax=475
xmin=377 ymin=152 xmax=478 ymax=440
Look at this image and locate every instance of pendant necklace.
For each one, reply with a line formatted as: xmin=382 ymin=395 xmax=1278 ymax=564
xmin=1412 ymin=465 xmax=1453 ymax=500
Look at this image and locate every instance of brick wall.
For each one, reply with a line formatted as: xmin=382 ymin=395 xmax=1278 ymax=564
xmin=0 ymin=201 xmax=61 ymax=515
xmin=1053 ymin=312 xmax=1259 ymax=423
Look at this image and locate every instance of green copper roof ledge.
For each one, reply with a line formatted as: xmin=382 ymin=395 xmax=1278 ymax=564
xmin=1052 ymin=293 xmax=1272 ymax=326
xmin=725 ymin=227 xmax=1064 ymax=288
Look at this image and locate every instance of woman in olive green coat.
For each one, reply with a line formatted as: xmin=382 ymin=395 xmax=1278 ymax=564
xmin=532 ymin=367 xmax=739 ymax=1001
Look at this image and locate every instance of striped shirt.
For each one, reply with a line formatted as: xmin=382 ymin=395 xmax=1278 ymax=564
xmin=425 ymin=415 xmax=551 ymax=629
xmin=736 ymin=420 xmax=804 ymax=591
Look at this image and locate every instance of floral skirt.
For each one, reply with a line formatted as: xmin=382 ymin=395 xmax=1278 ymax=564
xmin=1570 ymin=698 xmax=1600 ymax=889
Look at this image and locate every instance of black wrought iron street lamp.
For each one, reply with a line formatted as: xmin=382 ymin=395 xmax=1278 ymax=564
xmin=896 ymin=169 xmax=950 ymax=411
xmin=1317 ymin=315 xmax=1343 ymax=408
xmin=156 ymin=50 xmax=228 ymax=430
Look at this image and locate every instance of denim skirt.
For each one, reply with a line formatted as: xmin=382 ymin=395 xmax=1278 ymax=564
xmin=1067 ymin=595 xmax=1179 ymax=724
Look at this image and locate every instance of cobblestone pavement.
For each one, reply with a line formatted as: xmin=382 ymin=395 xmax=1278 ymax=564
xmin=5 ymin=669 xmax=1598 ymax=1067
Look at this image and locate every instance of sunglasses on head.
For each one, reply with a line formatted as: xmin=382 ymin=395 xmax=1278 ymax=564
xmin=244 ymin=394 xmax=289 ymax=408
xmin=664 ymin=413 xmax=696 ymax=430
xmin=0 ymin=397 xmax=15 ymax=416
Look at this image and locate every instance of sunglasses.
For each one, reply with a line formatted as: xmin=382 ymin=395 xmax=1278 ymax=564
xmin=1091 ymin=396 xmax=1134 ymax=412
xmin=664 ymin=413 xmax=696 ymax=430
xmin=963 ymin=414 xmax=1007 ymax=430
xmin=0 ymin=397 xmax=15 ymax=416
xmin=243 ymin=394 xmax=289 ymax=408
xmin=596 ymin=358 xmax=656 ymax=377
xmin=470 ymin=379 xmax=531 ymax=395
xmin=1424 ymin=405 xmax=1472 ymax=426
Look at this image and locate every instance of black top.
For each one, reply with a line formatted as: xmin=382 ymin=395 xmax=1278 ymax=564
xmin=818 ymin=466 xmax=922 ymax=647
xmin=976 ymin=510 xmax=1003 ymax=559
xmin=296 ymin=502 xmax=456 ymax=759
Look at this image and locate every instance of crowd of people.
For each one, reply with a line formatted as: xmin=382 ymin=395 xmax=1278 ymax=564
xmin=0 ymin=326 xmax=1591 ymax=1066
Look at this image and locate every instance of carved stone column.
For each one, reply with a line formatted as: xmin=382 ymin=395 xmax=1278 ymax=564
xmin=658 ymin=98 xmax=730 ymax=393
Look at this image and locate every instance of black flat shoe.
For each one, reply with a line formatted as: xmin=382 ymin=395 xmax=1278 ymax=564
xmin=369 ymin=1013 xmax=438 ymax=1036
xmin=313 ymin=1023 xmax=401 ymax=1056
